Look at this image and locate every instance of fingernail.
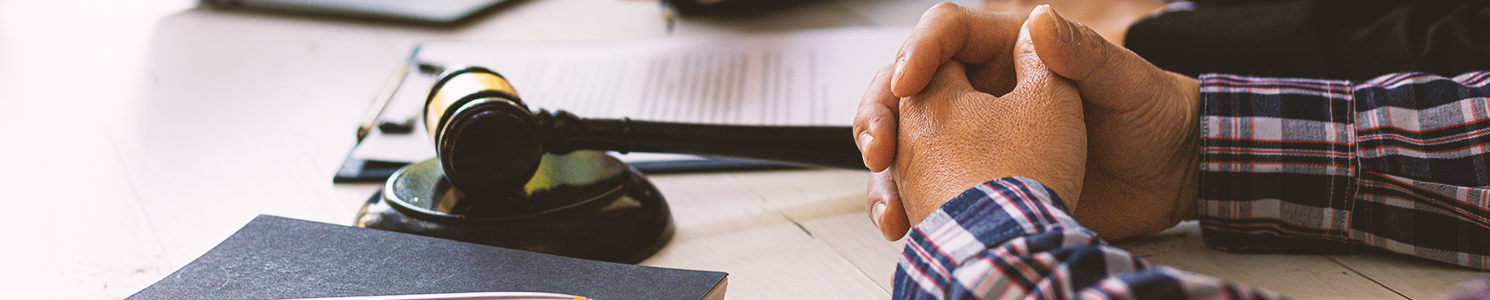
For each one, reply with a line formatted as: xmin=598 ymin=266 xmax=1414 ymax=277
xmin=857 ymin=132 xmax=874 ymax=152
xmin=1043 ymin=5 xmax=1075 ymax=45
xmin=870 ymin=202 xmax=887 ymax=229
xmin=891 ymin=54 xmax=908 ymax=91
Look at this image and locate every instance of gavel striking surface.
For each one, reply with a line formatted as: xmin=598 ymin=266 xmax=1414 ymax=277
xmin=355 ymin=151 xmax=674 ymax=264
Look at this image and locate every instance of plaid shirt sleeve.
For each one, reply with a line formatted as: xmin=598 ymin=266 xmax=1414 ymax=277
xmin=1198 ymin=72 xmax=1490 ymax=269
xmin=893 ymin=177 xmax=1284 ymax=300
xmin=892 ymin=72 xmax=1490 ymax=299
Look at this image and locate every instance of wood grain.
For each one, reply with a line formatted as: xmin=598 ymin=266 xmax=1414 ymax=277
xmin=642 ymin=170 xmax=890 ymax=299
xmin=1116 ymin=222 xmax=1403 ymax=299
xmin=1327 ymin=252 xmax=1489 ymax=300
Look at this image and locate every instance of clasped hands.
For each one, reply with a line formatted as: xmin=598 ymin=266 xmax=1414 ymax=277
xmin=854 ymin=4 xmax=1201 ymax=241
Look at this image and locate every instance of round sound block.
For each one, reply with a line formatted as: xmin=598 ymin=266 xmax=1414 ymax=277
xmin=354 ymin=150 xmax=674 ymax=264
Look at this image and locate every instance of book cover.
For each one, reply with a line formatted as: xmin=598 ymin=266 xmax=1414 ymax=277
xmin=128 ymin=215 xmax=726 ymax=300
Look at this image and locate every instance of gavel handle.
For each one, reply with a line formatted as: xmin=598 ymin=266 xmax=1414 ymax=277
xmin=540 ymin=110 xmax=867 ymax=170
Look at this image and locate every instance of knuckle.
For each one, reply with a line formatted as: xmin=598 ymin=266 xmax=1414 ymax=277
xmin=853 ymin=111 xmax=877 ymax=129
xmin=873 ymin=65 xmax=895 ymax=84
xmin=928 ymin=2 xmax=962 ymax=14
xmin=922 ymin=2 xmax=968 ymax=23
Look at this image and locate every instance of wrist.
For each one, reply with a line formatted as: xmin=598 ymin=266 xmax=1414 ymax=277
xmin=1172 ymin=73 xmax=1202 ymax=222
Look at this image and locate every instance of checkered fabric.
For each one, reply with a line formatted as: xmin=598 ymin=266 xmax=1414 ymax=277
xmin=894 ymin=178 xmax=1284 ymax=300
xmin=1199 ymin=72 xmax=1490 ymax=269
xmin=892 ymin=72 xmax=1490 ymax=299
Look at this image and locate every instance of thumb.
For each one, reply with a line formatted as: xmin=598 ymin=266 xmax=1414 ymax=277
xmin=1010 ymin=5 xmax=1061 ymax=93
xmin=1028 ymin=5 xmax=1172 ymax=110
xmin=868 ymin=169 xmax=910 ymax=241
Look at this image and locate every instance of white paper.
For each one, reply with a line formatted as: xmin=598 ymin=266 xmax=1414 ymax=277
xmin=351 ymin=27 xmax=910 ymax=163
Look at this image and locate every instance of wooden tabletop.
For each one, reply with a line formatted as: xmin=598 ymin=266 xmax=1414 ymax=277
xmin=0 ymin=0 xmax=1481 ymax=299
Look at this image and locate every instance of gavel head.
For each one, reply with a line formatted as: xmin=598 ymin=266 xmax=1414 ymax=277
xmin=424 ymin=67 xmax=544 ymax=197
xmin=360 ymin=66 xmax=675 ymax=264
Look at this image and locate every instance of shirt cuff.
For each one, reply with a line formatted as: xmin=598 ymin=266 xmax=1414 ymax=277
xmin=905 ymin=177 xmax=1086 ymax=266
xmin=1196 ymin=74 xmax=1360 ymax=252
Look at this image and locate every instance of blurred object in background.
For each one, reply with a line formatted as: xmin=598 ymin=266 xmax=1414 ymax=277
xmin=200 ymin=0 xmax=519 ymax=26
xmin=665 ymin=0 xmax=820 ymax=16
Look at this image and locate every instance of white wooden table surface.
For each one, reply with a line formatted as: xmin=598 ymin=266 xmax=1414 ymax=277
xmin=0 ymin=0 xmax=1480 ymax=299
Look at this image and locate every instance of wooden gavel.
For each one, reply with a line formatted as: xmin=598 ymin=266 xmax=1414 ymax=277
xmin=425 ymin=67 xmax=864 ymax=197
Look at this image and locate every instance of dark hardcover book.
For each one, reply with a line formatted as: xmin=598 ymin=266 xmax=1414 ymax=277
xmin=128 ymin=215 xmax=726 ymax=300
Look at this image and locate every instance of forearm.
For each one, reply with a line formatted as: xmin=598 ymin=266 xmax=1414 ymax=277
xmin=893 ymin=71 xmax=1490 ymax=298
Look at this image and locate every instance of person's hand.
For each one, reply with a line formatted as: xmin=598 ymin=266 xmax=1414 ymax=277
xmin=885 ymin=3 xmax=1029 ymax=105
xmin=857 ymin=3 xmax=1029 ymax=239
xmin=856 ymin=3 xmax=1202 ymax=240
xmin=1027 ymin=5 xmax=1201 ymax=239
xmin=982 ymin=0 xmax=1165 ymax=46
xmin=857 ymin=6 xmax=1087 ymax=239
